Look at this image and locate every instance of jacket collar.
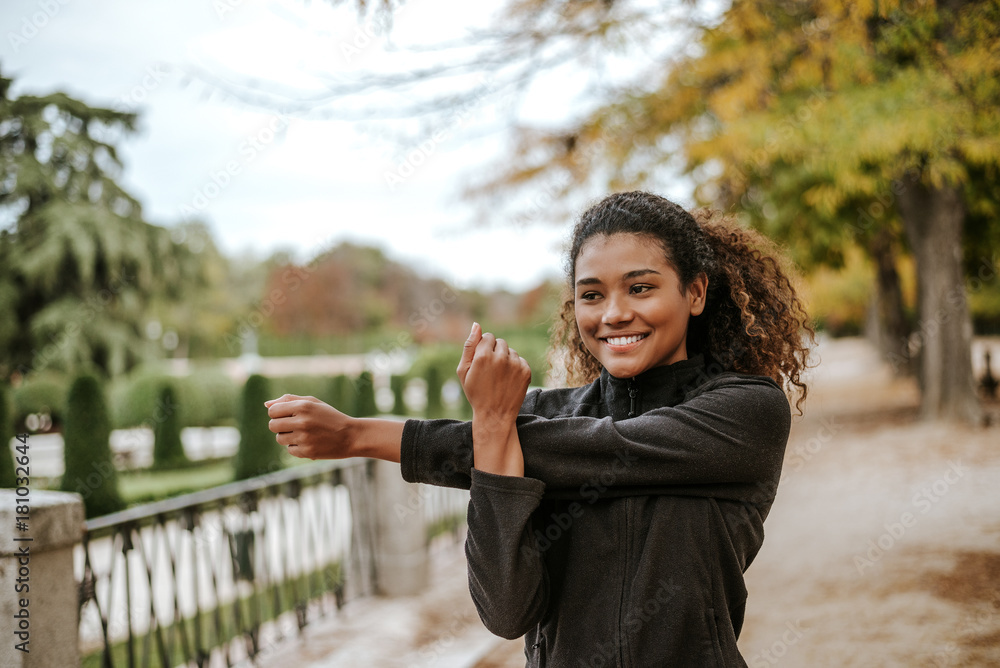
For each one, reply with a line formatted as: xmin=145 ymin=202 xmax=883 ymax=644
xmin=599 ymin=354 xmax=708 ymax=418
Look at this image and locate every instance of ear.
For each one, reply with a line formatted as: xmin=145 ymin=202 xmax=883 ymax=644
xmin=687 ymin=273 xmax=708 ymax=316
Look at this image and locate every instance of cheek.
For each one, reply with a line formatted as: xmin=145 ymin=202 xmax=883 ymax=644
xmin=576 ymin=310 xmax=600 ymax=335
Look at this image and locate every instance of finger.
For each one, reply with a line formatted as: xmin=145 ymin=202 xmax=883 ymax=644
xmin=475 ymin=331 xmax=497 ymax=358
xmin=267 ymin=399 xmax=305 ymax=419
xmin=268 ymin=416 xmax=296 ymax=434
xmin=266 ymin=394 xmax=313 ymax=412
xmin=275 ymin=431 xmax=297 ymax=447
xmin=495 ymin=337 xmax=509 ymax=357
xmin=457 ymin=322 xmax=482 ymax=381
xmin=265 ymin=394 xmax=301 ymax=408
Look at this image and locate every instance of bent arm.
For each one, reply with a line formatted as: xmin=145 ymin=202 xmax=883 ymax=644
xmin=401 ymin=377 xmax=791 ymax=498
xmin=466 ymin=469 xmax=549 ymax=639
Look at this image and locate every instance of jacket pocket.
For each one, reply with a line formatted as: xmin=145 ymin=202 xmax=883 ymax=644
xmin=706 ymin=608 xmax=727 ymax=667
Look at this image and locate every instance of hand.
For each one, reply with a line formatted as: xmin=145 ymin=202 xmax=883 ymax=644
xmin=457 ymin=322 xmax=532 ymax=476
xmin=457 ymin=322 xmax=532 ymax=428
xmin=265 ymin=394 xmax=355 ymax=460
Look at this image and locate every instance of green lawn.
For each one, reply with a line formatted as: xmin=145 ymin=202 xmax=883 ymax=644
xmin=117 ymin=460 xmax=236 ymax=506
xmin=117 ymin=455 xmax=308 ymax=506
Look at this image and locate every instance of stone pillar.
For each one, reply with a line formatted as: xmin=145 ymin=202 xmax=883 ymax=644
xmin=372 ymin=459 xmax=427 ymax=596
xmin=0 ymin=490 xmax=85 ymax=668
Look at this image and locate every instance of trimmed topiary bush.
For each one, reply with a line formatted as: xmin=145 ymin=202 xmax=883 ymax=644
xmin=328 ymin=374 xmax=354 ymax=415
xmin=60 ymin=374 xmax=125 ymax=518
xmin=152 ymin=384 xmax=189 ymax=470
xmin=390 ymin=375 xmax=407 ymax=415
xmin=0 ymin=385 xmax=16 ymax=488
xmin=354 ymin=372 xmax=377 ymax=417
xmin=425 ymin=365 xmax=443 ymax=418
xmin=233 ymin=374 xmax=283 ymax=481
xmin=457 ymin=383 xmax=473 ymax=420
xmin=354 ymin=371 xmax=378 ymax=417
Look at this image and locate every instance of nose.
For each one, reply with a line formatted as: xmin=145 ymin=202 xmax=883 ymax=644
xmin=601 ymin=292 xmax=633 ymax=326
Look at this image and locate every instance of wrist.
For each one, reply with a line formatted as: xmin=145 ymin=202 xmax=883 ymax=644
xmin=350 ymin=417 xmax=403 ymax=463
xmin=472 ymin=415 xmax=523 ymax=477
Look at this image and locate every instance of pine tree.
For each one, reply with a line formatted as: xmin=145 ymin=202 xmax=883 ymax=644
xmin=151 ymin=383 xmax=188 ymax=470
xmin=0 ymin=69 xmax=205 ymax=380
xmin=60 ymin=374 xmax=125 ymax=518
xmin=233 ymin=374 xmax=283 ymax=481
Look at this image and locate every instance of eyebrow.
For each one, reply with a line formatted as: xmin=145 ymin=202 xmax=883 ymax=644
xmin=576 ymin=268 xmax=661 ymax=286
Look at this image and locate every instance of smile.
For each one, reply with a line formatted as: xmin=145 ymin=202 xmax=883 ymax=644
xmin=601 ymin=333 xmax=649 ymax=349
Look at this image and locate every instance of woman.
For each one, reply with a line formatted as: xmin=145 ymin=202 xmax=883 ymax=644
xmin=267 ymin=191 xmax=812 ymax=666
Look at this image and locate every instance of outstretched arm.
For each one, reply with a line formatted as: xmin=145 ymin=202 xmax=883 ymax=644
xmin=401 ymin=375 xmax=792 ymax=502
xmin=266 ymin=394 xmax=404 ymax=462
xmin=265 ymin=323 xmax=531 ymax=471
xmin=266 ymin=326 xmax=549 ymax=637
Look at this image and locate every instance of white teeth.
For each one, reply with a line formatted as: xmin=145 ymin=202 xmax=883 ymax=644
xmin=606 ymin=334 xmax=646 ymax=346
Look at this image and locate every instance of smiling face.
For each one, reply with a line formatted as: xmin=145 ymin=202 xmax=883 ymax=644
xmin=574 ymin=233 xmax=707 ymax=379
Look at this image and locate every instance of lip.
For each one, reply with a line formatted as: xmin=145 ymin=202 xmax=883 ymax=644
xmin=599 ymin=332 xmax=649 ymax=353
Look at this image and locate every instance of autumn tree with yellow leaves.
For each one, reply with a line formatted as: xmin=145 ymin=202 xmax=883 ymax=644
xmin=231 ymin=0 xmax=999 ymax=423
xmin=461 ymin=0 xmax=1000 ymax=424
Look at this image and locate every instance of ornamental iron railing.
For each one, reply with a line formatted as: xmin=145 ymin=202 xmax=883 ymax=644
xmin=76 ymin=459 xmax=379 ymax=668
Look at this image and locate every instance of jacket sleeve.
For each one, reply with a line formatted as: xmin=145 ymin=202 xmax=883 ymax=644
xmin=400 ymin=376 xmax=791 ymax=496
xmin=465 ymin=469 xmax=548 ymax=639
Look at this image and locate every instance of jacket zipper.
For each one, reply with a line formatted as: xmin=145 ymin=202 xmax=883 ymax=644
xmin=619 ymin=496 xmax=633 ymax=666
xmin=627 ymin=378 xmax=638 ymax=418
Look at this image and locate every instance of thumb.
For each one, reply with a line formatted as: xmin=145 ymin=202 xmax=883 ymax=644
xmin=457 ymin=322 xmax=481 ymax=384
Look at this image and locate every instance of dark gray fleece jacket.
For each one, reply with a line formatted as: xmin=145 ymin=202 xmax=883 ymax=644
xmin=400 ymin=355 xmax=791 ymax=667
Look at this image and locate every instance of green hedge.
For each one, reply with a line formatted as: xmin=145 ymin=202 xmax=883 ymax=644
xmin=109 ymin=367 xmax=238 ymax=429
xmin=181 ymin=370 xmax=239 ymax=427
xmin=266 ymin=374 xmax=334 ymax=404
xmin=12 ymin=371 xmax=67 ymax=431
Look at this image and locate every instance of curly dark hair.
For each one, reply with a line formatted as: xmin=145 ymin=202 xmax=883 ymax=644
xmin=550 ymin=191 xmax=814 ymax=413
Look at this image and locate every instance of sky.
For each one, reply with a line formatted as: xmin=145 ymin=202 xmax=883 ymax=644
xmin=0 ymin=0 xmax=621 ymax=291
